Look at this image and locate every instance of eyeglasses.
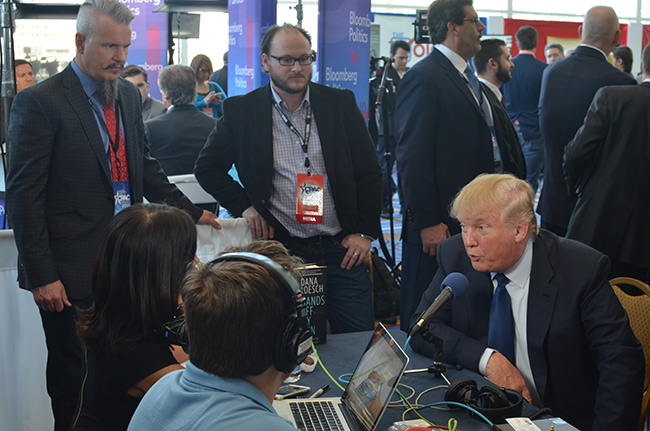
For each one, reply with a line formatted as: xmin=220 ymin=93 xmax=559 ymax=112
xmin=269 ymin=54 xmax=315 ymax=67
xmin=197 ymin=67 xmax=211 ymax=73
xmin=463 ymin=17 xmax=481 ymax=26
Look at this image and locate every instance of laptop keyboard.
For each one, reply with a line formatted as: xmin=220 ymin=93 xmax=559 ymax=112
xmin=289 ymin=400 xmax=345 ymax=431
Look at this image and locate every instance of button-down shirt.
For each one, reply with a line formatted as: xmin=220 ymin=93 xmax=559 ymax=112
xmin=267 ymin=84 xmax=342 ymax=238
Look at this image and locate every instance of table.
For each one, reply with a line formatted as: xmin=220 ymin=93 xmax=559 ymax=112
xmin=296 ymin=328 xmax=541 ymax=431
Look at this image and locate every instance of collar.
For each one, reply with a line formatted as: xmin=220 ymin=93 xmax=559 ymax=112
xmin=478 ymin=77 xmax=502 ymax=101
xmin=517 ymin=50 xmax=536 ymax=57
xmin=644 ymin=78 xmax=650 ymax=83
xmin=491 ymin=239 xmax=533 ymax=289
xmin=71 ymin=58 xmax=100 ymax=101
xmin=578 ymin=44 xmax=608 ymax=60
xmin=435 ymin=44 xmax=469 ymax=76
xmin=270 ymin=83 xmax=310 ymax=113
xmin=182 ymin=361 xmax=276 ymax=412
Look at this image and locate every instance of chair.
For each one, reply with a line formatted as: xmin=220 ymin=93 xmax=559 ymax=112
xmin=610 ymin=277 xmax=650 ymax=431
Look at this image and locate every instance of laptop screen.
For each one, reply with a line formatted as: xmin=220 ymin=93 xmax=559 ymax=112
xmin=341 ymin=324 xmax=409 ymax=431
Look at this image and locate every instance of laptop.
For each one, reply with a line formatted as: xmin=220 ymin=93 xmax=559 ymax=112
xmin=274 ymin=323 xmax=409 ymax=431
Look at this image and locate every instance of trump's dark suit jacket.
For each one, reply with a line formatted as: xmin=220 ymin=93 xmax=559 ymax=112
xmin=6 ymin=64 xmax=201 ymax=300
xmin=564 ymin=82 xmax=650 ymax=270
xmin=538 ymin=45 xmax=636 ymax=231
xmin=410 ymin=231 xmax=644 ymax=431
xmin=194 ymin=82 xmax=381 ymax=243
xmin=145 ymin=104 xmax=217 ymax=176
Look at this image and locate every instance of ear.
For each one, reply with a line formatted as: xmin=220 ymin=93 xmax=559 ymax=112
xmin=447 ymin=21 xmax=459 ymax=37
xmin=261 ymin=53 xmax=270 ymax=73
xmin=577 ymin=25 xmax=583 ymax=39
xmin=488 ymin=58 xmax=498 ymax=71
xmin=514 ymin=222 xmax=529 ymax=244
xmin=75 ymin=32 xmax=86 ymax=54
xmin=613 ymin=28 xmax=621 ymax=46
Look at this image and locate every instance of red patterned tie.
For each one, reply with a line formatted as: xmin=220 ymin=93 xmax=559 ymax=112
xmin=103 ymin=103 xmax=129 ymax=181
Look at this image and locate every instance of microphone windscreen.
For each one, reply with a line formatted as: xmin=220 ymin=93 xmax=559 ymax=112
xmin=440 ymin=272 xmax=469 ymax=299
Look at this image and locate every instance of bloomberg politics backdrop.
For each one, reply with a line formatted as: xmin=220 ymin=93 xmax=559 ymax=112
xmin=318 ymin=0 xmax=371 ymax=122
xmin=120 ymin=0 xmax=167 ymax=100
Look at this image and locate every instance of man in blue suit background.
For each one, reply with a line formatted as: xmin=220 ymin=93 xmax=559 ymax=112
xmin=395 ymin=0 xmax=525 ymax=332
xmin=537 ymin=6 xmax=636 ymax=236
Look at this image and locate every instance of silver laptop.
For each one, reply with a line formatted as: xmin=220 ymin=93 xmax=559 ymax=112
xmin=274 ymin=323 xmax=409 ymax=431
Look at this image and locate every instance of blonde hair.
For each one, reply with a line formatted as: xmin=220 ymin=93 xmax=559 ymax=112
xmin=450 ymin=173 xmax=539 ymax=239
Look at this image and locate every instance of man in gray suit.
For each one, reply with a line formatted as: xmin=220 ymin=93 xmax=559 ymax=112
xmin=564 ymin=43 xmax=650 ymax=282
xmin=6 ymin=1 xmax=220 ymax=429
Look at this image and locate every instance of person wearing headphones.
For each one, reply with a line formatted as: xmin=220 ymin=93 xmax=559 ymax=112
xmin=128 ymin=243 xmax=312 ymax=431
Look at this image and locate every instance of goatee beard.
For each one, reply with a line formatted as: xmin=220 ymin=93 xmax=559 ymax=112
xmin=96 ymin=78 xmax=119 ymax=105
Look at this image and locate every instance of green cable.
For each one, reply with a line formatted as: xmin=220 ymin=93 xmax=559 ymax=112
xmin=448 ymin=417 xmax=458 ymax=431
xmin=311 ymin=342 xmax=346 ymax=392
xmin=395 ymin=389 xmax=434 ymax=426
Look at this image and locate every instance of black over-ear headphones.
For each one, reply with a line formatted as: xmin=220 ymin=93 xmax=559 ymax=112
xmin=211 ymin=252 xmax=313 ymax=373
xmin=445 ymin=378 xmax=523 ymax=424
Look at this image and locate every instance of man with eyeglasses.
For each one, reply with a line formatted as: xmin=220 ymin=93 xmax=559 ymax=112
xmin=195 ymin=23 xmax=381 ymax=334
xmin=395 ymin=0 xmax=527 ymax=333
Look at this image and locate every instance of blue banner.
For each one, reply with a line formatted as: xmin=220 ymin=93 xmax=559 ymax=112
xmin=119 ymin=0 xmax=168 ymax=100
xmin=317 ymin=0 xmax=371 ymax=121
xmin=228 ymin=0 xmax=277 ymax=96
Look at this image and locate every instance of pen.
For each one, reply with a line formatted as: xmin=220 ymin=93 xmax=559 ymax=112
xmin=309 ymin=384 xmax=330 ymax=399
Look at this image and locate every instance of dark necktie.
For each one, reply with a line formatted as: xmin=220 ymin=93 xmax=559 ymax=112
xmin=103 ymin=102 xmax=129 ymax=181
xmin=488 ymin=273 xmax=515 ymax=364
xmin=464 ymin=66 xmax=502 ymax=169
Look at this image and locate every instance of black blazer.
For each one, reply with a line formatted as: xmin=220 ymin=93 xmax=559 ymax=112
xmin=6 ymin=64 xmax=201 ymax=299
xmin=410 ymin=231 xmax=644 ymax=431
xmin=564 ymin=82 xmax=650 ymax=269
xmin=145 ymin=104 xmax=217 ymax=176
xmin=194 ymin=82 xmax=381 ymax=242
xmin=395 ymin=48 xmax=523 ymax=240
xmin=480 ymin=82 xmax=526 ymax=180
xmin=538 ymin=45 xmax=636 ymax=230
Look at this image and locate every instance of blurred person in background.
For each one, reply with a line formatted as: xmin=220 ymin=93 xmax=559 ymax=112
xmin=190 ymin=54 xmax=227 ymax=119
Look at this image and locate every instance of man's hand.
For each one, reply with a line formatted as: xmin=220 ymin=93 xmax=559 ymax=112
xmin=197 ymin=210 xmax=222 ymax=230
xmin=420 ymin=222 xmax=450 ymax=257
xmin=243 ymin=207 xmax=275 ymax=240
xmin=485 ymin=352 xmax=532 ymax=403
xmin=340 ymin=234 xmax=372 ymax=270
xmin=32 ymin=280 xmax=71 ymax=312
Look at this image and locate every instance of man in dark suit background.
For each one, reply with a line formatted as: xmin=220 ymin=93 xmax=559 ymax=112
xmin=501 ymin=25 xmax=547 ymax=194
xmin=410 ymin=173 xmax=643 ymax=431
xmin=6 ymin=1 xmax=220 ymax=429
xmin=145 ymin=64 xmax=217 ymax=177
xmin=564 ymin=43 xmax=650 ymax=282
xmin=395 ymin=0 xmax=525 ymax=332
xmin=195 ymin=24 xmax=381 ymax=334
xmin=209 ymin=51 xmax=228 ymax=96
xmin=537 ymin=6 xmax=636 ymax=236
xmin=473 ymin=38 xmax=526 ymax=181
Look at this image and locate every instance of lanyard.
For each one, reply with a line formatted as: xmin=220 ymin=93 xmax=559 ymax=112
xmin=88 ymin=99 xmax=123 ymax=179
xmin=271 ymin=96 xmax=313 ymax=175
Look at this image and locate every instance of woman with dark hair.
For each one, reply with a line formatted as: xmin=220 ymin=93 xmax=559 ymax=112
xmin=71 ymin=203 xmax=197 ymax=431
xmin=190 ymin=54 xmax=227 ymax=118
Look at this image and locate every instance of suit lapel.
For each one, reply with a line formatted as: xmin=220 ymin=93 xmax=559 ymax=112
xmin=62 ymin=65 xmax=112 ymax=184
xmin=435 ymin=49 xmax=484 ymax=118
xmin=308 ymin=83 xmax=338 ymax=172
xmin=526 ymin=232 xmax=558 ymax=403
xmin=254 ymin=85 xmax=275 ymax=187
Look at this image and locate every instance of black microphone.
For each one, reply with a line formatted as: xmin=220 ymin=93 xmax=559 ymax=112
xmin=408 ymin=272 xmax=469 ymax=337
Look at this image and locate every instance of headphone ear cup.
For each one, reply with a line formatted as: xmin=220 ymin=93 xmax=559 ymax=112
xmin=445 ymin=379 xmax=478 ymax=404
xmin=273 ymin=312 xmax=312 ymax=374
xmin=475 ymin=385 xmax=510 ymax=409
